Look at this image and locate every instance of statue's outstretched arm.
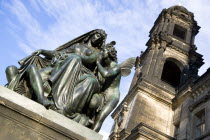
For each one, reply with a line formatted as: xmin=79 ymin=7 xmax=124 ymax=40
xmin=33 ymin=49 xmax=56 ymax=59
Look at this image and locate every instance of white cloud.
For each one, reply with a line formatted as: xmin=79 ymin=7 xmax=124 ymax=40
xmin=6 ymin=0 xmax=40 ymax=31
xmin=18 ymin=42 xmax=33 ymax=55
xmin=2 ymin=0 xmax=210 ymax=138
xmin=29 ymin=0 xmax=41 ymax=12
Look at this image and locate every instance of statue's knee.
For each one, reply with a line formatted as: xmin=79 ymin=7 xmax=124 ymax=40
xmin=6 ymin=65 xmax=18 ymax=75
xmin=5 ymin=65 xmax=18 ymax=82
xmin=27 ymin=65 xmax=37 ymax=73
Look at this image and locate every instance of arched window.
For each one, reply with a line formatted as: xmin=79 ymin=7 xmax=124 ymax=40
xmin=161 ymin=60 xmax=181 ymax=87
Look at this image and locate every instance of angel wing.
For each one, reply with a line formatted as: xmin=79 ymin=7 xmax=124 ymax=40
xmin=120 ymin=57 xmax=136 ymax=77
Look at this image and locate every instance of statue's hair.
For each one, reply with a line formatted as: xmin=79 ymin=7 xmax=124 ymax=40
xmin=83 ymin=29 xmax=107 ymax=47
xmin=106 ymin=41 xmax=117 ymax=62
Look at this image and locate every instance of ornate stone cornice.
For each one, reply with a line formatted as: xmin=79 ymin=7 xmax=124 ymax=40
xmin=136 ymin=79 xmax=174 ymax=107
xmin=126 ymin=122 xmax=176 ymax=140
xmin=147 ymin=32 xmax=172 ymax=50
xmin=166 ymin=6 xmax=199 ymax=28
xmin=141 ymin=78 xmax=175 ymax=95
xmin=119 ymin=129 xmax=130 ymax=140
xmin=189 ymin=49 xmax=204 ymax=69
xmin=109 ymin=131 xmax=119 ymax=140
xmin=172 ymin=87 xmax=192 ymax=109
xmin=148 ymin=31 xmax=192 ymax=56
xmin=168 ymin=43 xmax=189 ymax=56
xmin=189 ymin=90 xmax=210 ymax=111
xmin=174 ymin=68 xmax=210 ymax=108
xmin=152 ymin=6 xmax=200 ymax=36
xmin=194 ymin=132 xmax=210 ymax=140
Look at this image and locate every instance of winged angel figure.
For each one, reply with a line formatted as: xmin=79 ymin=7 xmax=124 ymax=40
xmin=88 ymin=41 xmax=136 ymax=132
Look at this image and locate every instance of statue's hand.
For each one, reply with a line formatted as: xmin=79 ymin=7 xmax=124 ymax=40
xmin=32 ymin=49 xmax=43 ymax=56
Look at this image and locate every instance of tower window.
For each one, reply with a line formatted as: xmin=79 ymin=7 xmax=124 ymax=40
xmin=195 ymin=110 xmax=205 ymax=138
xmin=161 ymin=61 xmax=181 ymax=87
xmin=173 ymin=24 xmax=187 ymax=40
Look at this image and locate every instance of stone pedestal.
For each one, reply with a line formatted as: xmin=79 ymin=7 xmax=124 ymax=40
xmin=0 ymin=86 xmax=102 ymax=140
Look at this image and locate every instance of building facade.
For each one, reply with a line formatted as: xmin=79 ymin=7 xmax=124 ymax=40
xmin=109 ymin=6 xmax=210 ymax=140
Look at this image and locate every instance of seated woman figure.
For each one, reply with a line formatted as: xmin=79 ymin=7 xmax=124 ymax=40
xmin=5 ymin=29 xmax=107 ymax=117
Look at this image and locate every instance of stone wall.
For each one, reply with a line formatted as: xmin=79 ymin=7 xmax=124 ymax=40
xmin=0 ymin=86 xmax=102 ymax=140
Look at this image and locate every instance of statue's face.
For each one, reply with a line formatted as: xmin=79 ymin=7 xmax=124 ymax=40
xmin=91 ymin=33 xmax=103 ymax=46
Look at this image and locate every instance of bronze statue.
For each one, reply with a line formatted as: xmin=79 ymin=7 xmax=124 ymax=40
xmin=88 ymin=41 xmax=136 ymax=131
xmin=5 ymin=29 xmax=136 ymax=132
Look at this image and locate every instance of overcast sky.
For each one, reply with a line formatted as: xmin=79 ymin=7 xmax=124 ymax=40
xmin=0 ymin=0 xmax=210 ymax=139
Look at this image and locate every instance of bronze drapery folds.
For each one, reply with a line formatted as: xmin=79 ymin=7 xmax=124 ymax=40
xmin=5 ymin=29 xmax=136 ymax=132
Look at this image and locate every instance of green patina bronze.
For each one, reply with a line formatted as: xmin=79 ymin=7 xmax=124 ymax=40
xmin=5 ymin=29 xmax=136 ymax=132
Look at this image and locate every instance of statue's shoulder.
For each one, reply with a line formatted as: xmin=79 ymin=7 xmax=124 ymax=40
xmin=110 ymin=62 xmax=121 ymax=73
xmin=111 ymin=61 xmax=119 ymax=68
xmin=74 ymin=43 xmax=89 ymax=49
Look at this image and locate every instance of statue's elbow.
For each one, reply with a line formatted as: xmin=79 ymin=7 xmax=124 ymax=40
xmin=102 ymin=72 xmax=109 ymax=78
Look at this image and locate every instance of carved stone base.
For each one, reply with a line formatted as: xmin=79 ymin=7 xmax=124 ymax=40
xmin=0 ymin=86 xmax=102 ymax=140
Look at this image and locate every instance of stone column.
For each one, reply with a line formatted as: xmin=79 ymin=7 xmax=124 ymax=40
xmin=186 ymin=28 xmax=192 ymax=44
xmin=148 ymin=42 xmax=160 ymax=76
xmin=191 ymin=29 xmax=196 ymax=45
xmin=109 ymin=117 xmax=119 ymax=140
xmin=113 ymin=119 xmax=119 ymax=133
xmin=157 ymin=18 xmax=165 ymax=33
xmin=153 ymin=41 xmax=166 ymax=78
xmin=162 ymin=16 xmax=170 ymax=33
xmin=179 ymin=97 xmax=193 ymax=140
xmin=168 ymin=20 xmax=175 ymax=35
xmin=141 ymin=42 xmax=155 ymax=76
xmin=119 ymin=102 xmax=129 ymax=129
xmin=129 ymin=57 xmax=141 ymax=91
